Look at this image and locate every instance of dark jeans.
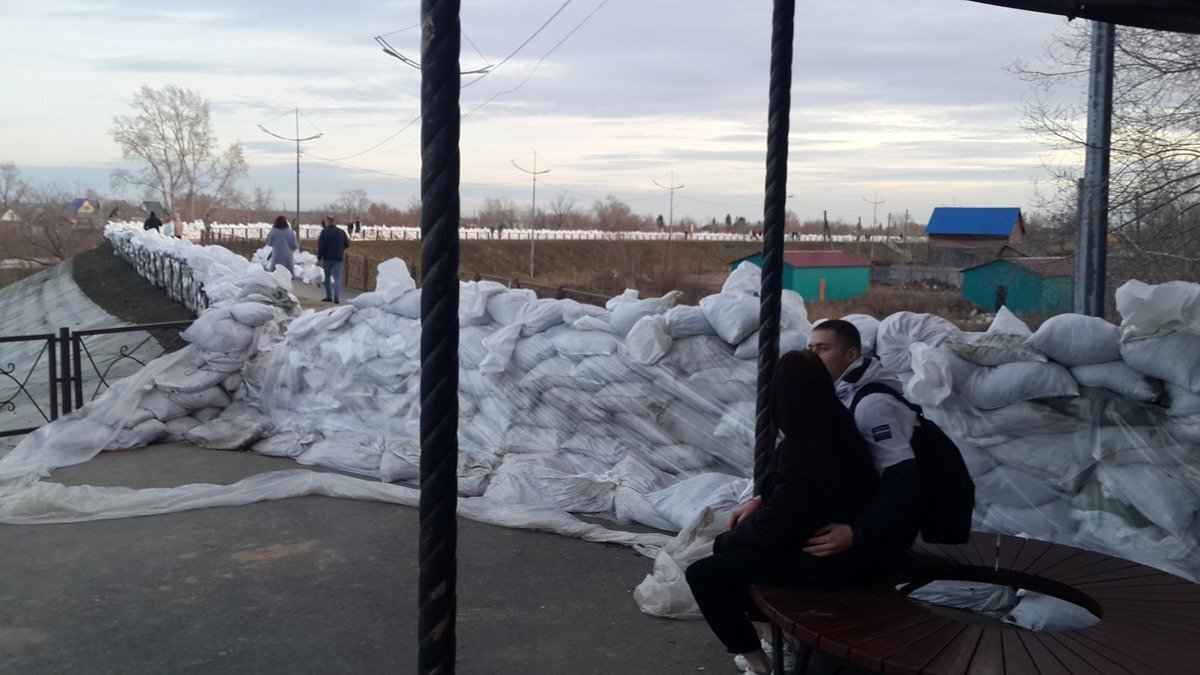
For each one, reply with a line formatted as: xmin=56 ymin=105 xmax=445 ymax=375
xmin=686 ymin=545 xmax=893 ymax=655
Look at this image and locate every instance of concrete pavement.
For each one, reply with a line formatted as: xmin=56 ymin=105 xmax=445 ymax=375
xmin=0 ymin=443 xmax=733 ymax=673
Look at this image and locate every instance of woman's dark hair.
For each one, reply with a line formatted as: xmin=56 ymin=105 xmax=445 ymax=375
xmin=771 ymin=350 xmax=872 ymax=468
xmin=273 ymin=216 xmax=289 ymax=229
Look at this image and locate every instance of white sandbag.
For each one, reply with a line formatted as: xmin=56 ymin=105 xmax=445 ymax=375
xmin=1097 ymin=463 xmax=1199 ymax=536
xmin=572 ymin=316 xmax=616 ymax=333
xmin=351 ymin=291 xmax=392 ymax=310
xmin=185 ymin=416 xmax=269 ymax=450
xmin=1120 ymin=331 xmax=1200 ymax=393
xmin=383 ymin=289 xmax=423 ymax=319
xmin=138 ymin=389 xmax=192 ymax=422
xmin=153 ymin=364 xmax=232 ymax=394
xmin=664 ymin=305 xmax=716 ymax=338
xmin=699 ymin=293 xmax=759 ymax=345
xmin=375 ymin=258 xmax=417 ymax=296
xmin=517 ymin=298 xmax=566 ymax=336
xmin=167 ymin=386 xmax=232 ymax=411
xmin=192 ymin=406 xmax=222 ymax=423
xmin=713 ymin=402 xmax=755 ymax=447
xmin=181 ymin=309 xmax=255 ymax=354
xmin=611 ymin=291 xmax=681 ymax=337
xmin=458 ymin=326 xmax=490 ymax=369
xmin=646 ymin=473 xmax=749 ymax=532
xmin=644 ymin=443 xmax=715 ymax=474
xmin=1002 ymin=590 xmax=1099 ymax=632
xmin=511 ymin=332 xmax=558 ymax=371
xmin=876 ymin=311 xmax=960 ymax=374
xmin=963 ymin=361 xmax=1078 ymax=410
xmin=486 ymin=288 xmax=537 ymax=326
xmin=974 ymin=465 xmax=1062 ymax=508
xmin=163 ymin=415 xmax=201 ymax=439
xmin=614 ymin=412 xmax=677 ymax=447
xmin=460 ymin=280 xmax=507 ymax=326
xmin=978 ymin=500 xmax=1075 ymax=537
xmin=733 ymin=329 xmax=809 ymax=360
xmin=252 ymin=431 xmax=311 ymax=458
xmin=541 ymin=387 xmax=607 ymax=422
xmin=721 ymin=261 xmax=760 ymax=296
xmin=502 ymin=425 xmax=571 ymax=454
xmin=978 ymin=431 xmax=1095 ymax=492
xmin=552 ymin=330 xmax=620 ymax=359
xmin=484 ymin=454 xmax=617 ymax=513
xmin=624 ymin=315 xmax=672 ymax=365
xmin=780 ymin=289 xmax=811 ymax=333
xmin=561 ymin=299 xmax=611 ymax=324
xmin=229 ymin=302 xmax=282 ymax=328
xmin=221 ymin=372 xmax=244 ymax=394
xmin=561 ymin=434 xmax=633 ymax=463
xmin=593 ymin=383 xmax=672 ymax=413
xmin=519 ymin=356 xmax=601 ymax=391
xmin=949 ymin=332 xmax=1048 ymax=367
xmin=1166 ymin=382 xmax=1200 ymax=417
xmin=1069 ymin=361 xmax=1162 ymax=402
xmin=905 ymin=342 xmax=953 ymax=406
xmin=573 ymin=355 xmax=648 ymax=385
xmin=1025 ymin=314 xmax=1120 ymax=367
xmin=605 ymin=288 xmax=639 ymax=311
xmin=1115 ymin=279 xmax=1200 ymax=336
xmin=478 ymin=323 xmax=522 ymax=374
xmin=109 ymin=418 xmax=168 ymax=450
xmin=687 ymin=366 xmax=755 ymax=404
xmin=906 ymin=580 xmax=1018 ymax=614
xmin=987 ymin=306 xmax=1033 ymax=337
xmin=298 ymin=436 xmax=383 ymax=475
xmin=841 ymin=314 xmax=880 ymax=354
xmin=657 ymin=335 xmax=735 ymax=373
xmin=379 ymin=439 xmax=421 ymax=482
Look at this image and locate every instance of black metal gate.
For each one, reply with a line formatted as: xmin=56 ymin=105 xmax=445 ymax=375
xmin=0 ymin=320 xmax=193 ymax=438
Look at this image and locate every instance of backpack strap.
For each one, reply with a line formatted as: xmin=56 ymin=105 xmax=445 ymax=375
xmin=850 ymin=382 xmax=925 ymax=418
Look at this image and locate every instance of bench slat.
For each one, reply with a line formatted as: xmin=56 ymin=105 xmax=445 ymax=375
xmin=831 ymin=615 xmax=953 ymax=671
xmin=964 ymin=624 xmax=1003 ymax=675
xmin=997 ymin=628 xmax=1039 ymax=675
xmin=1077 ymin=620 xmax=1200 ymax=671
xmin=1026 ymin=631 xmax=1107 ymax=674
xmin=922 ymin=622 xmax=985 ymax=674
xmin=1005 ymin=537 xmax=1059 ymax=574
xmin=1031 ymin=547 xmax=1119 ymax=578
xmin=1062 ymin=626 xmax=1198 ymax=674
xmin=1014 ymin=629 xmax=1075 ymax=675
xmin=877 ymin=621 xmax=973 ymax=674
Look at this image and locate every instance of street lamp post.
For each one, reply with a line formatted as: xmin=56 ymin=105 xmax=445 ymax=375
xmin=512 ymin=151 xmax=549 ymax=278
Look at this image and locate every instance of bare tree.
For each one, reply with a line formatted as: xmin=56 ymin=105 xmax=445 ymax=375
xmin=0 ymin=162 xmax=28 ymax=212
xmin=593 ymin=195 xmax=650 ymax=231
xmin=331 ymin=189 xmax=371 ymax=221
xmin=0 ymin=184 xmax=101 ymax=266
xmin=1014 ymin=25 xmax=1200 ymax=282
xmin=478 ymin=197 xmax=518 ymax=230
xmin=110 ymin=85 xmax=248 ymax=221
xmin=251 ymin=187 xmax=276 ymax=213
xmin=548 ymin=194 xmax=575 ymax=230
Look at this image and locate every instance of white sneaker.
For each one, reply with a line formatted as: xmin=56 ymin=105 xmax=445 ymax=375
xmin=732 ymin=639 xmax=798 ymax=672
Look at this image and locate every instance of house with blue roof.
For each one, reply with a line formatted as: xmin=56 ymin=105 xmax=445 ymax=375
xmin=925 ymin=207 xmax=1025 ymax=268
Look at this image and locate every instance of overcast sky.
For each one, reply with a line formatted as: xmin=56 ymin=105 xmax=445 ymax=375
xmin=0 ymin=0 xmax=1084 ymax=225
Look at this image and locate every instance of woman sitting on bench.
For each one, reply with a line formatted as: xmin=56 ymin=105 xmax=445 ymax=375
xmin=685 ymin=350 xmax=888 ymax=674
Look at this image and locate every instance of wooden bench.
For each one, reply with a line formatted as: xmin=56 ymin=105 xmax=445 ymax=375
xmin=751 ymin=531 xmax=1200 ymax=674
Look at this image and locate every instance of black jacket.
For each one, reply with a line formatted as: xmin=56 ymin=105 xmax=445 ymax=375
xmin=715 ymin=428 xmax=878 ymax=558
xmin=144 ymin=213 xmax=162 ymax=231
xmin=316 ymin=225 xmax=350 ymax=262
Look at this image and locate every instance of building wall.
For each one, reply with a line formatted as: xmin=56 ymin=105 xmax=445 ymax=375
xmin=731 ymin=254 xmax=868 ymax=302
xmin=962 ymin=261 xmax=1072 ymax=314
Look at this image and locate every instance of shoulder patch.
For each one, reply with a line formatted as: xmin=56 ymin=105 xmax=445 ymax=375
xmin=871 ymin=424 xmax=893 ymax=442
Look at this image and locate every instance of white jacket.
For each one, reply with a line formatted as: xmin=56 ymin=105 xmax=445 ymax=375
xmin=835 ymin=356 xmax=918 ymax=473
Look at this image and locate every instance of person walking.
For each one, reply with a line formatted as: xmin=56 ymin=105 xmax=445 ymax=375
xmin=265 ymin=215 xmax=298 ymax=276
xmin=143 ymin=211 xmax=162 ymax=233
xmin=316 ymin=217 xmax=350 ymax=303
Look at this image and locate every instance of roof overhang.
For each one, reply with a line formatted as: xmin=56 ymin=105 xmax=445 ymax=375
xmin=967 ymin=0 xmax=1200 ymax=34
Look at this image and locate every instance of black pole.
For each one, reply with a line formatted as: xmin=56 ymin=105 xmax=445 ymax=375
xmin=754 ymin=0 xmax=795 ymax=492
xmin=418 ymin=0 xmax=460 ymax=673
xmin=1074 ymin=21 xmax=1114 ymax=317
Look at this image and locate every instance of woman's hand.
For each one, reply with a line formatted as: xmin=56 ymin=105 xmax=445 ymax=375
xmin=726 ymin=496 xmax=761 ymax=531
xmin=803 ymin=523 xmax=854 ymax=557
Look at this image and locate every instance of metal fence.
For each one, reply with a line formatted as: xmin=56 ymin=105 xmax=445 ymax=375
xmin=0 ymin=321 xmax=193 ymax=438
xmin=111 ymin=237 xmax=210 ymax=314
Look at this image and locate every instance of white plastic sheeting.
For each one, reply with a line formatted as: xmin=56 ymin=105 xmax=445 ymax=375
xmin=2 ymin=228 xmax=1200 ymax=620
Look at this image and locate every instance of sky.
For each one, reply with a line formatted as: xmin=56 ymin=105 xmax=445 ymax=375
xmin=0 ymin=0 xmax=1085 ymax=226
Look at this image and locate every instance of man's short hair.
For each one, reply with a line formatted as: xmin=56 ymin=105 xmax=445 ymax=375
xmin=812 ymin=319 xmax=861 ymax=352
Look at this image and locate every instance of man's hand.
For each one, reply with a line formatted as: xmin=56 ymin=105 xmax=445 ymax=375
xmin=726 ymin=497 xmax=761 ymax=531
xmin=803 ymin=523 xmax=854 ymax=557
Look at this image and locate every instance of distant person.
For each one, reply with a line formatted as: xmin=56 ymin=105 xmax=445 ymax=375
xmin=143 ymin=211 xmax=162 ymax=233
xmin=265 ymin=215 xmax=298 ymax=276
xmin=497 ymin=223 xmax=505 ymax=239
xmin=316 ymin=217 xmax=350 ymax=303
xmin=171 ymin=212 xmax=184 ymax=238
xmin=354 ymin=218 xmax=362 ymax=235
xmin=162 ymin=213 xmax=175 ymax=238
xmin=686 ymin=351 xmax=880 ymax=674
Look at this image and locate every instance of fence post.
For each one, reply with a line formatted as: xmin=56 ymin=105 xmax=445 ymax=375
xmin=363 ymin=255 xmax=369 ymax=290
xmin=72 ymin=334 xmax=84 ymax=409
xmin=47 ymin=336 xmax=58 ymax=422
xmin=58 ymin=327 xmax=72 ymax=416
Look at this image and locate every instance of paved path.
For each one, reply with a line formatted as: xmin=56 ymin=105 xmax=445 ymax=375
xmin=290 ymin=270 xmax=361 ymax=312
xmin=0 ymin=443 xmax=731 ymax=673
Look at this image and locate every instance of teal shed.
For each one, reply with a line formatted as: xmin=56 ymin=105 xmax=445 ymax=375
xmin=731 ymin=250 xmax=870 ymax=302
xmin=961 ymin=257 xmax=1073 ymax=314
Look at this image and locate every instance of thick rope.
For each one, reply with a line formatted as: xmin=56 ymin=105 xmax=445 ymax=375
xmin=419 ymin=1 xmax=461 ymax=673
xmin=755 ymin=0 xmax=795 ymax=492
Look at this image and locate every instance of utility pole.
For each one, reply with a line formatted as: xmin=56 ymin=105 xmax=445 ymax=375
xmin=652 ymin=172 xmax=684 ymax=240
xmin=259 ymin=108 xmax=322 ymax=247
xmin=511 ymin=151 xmax=550 ymax=278
xmin=822 ymin=210 xmax=831 ymax=247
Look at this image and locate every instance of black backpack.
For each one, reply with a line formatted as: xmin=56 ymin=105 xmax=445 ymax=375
xmin=850 ymin=383 xmax=975 ymax=545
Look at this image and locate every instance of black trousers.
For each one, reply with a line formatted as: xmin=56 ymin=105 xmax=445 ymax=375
xmin=685 ymin=545 xmax=891 ymax=655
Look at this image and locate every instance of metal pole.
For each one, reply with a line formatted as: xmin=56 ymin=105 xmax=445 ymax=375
xmin=58 ymin=327 xmax=72 ymax=416
xmin=755 ymin=0 xmax=794 ymax=493
xmin=419 ymin=0 xmax=460 ymax=672
xmin=296 ymin=108 xmax=301 ymax=246
xmin=512 ymin=152 xmax=549 ymax=278
xmin=1075 ymin=21 xmax=1115 ymax=317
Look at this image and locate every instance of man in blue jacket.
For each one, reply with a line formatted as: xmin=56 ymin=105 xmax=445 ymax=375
xmin=316 ymin=217 xmax=350 ymax=303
